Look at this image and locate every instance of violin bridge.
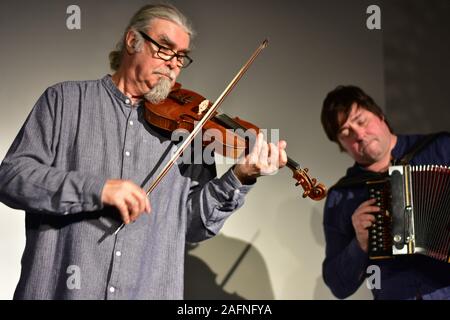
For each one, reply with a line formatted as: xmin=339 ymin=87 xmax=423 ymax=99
xmin=198 ymin=99 xmax=210 ymax=115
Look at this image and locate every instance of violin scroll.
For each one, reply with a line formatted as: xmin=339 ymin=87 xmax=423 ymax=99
xmin=293 ymin=168 xmax=327 ymax=201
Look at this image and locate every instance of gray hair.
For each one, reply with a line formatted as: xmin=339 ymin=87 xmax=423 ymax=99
xmin=109 ymin=4 xmax=194 ymax=71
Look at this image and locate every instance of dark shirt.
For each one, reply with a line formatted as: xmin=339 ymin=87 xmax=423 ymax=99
xmin=322 ymin=133 xmax=450 ymax=300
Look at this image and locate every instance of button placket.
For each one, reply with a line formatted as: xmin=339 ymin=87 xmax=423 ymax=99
xmin=122 ymin=107 xmax=139 ymax=179
xmin=107 ymin=235 xmax=124 ymax=299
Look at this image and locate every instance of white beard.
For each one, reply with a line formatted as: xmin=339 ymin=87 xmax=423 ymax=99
xmin=144 ymin=77 xmax=172 ymax=104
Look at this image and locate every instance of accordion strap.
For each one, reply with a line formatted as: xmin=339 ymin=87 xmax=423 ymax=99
xmin=331 ymin=132 xmax=449 ymax=190
xmin=394 ymin=131 xmax=449 ymax=165
xmin=331 ymin=171 xmax=387 ymax=189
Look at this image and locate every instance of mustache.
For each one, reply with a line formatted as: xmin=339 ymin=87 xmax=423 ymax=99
xmin=154 ymin=68 xmax=176 ymax=81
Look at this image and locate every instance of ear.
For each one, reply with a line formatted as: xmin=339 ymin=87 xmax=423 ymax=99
xmin=125 ymin=30 xmax=137 ymax=54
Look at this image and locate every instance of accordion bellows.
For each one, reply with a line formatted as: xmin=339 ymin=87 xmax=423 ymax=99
xmin=368 ymin=165 xmax=450 ymax=263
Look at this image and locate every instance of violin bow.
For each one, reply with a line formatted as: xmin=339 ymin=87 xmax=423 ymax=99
xmin=113 ymin=39 xmax=269 ymax=235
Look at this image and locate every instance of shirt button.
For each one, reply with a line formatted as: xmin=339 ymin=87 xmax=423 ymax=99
xmin=129 ymin=120 xmax=134 ymax=126
xmin=116 ymin=251 xmax=122 ymax=257
xmin=125 ymin=151 xmax=131 ymax=157
xmin=125 ymin=98 xmax=131 ymax=104
xmin=109 ymin=286 xmax=115 ymax=293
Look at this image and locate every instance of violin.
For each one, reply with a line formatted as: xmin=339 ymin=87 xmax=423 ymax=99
xmin=113 ymin=39 xmax=325 ymax=236
xmin=144 ymin=83 xmax=327 ymax=201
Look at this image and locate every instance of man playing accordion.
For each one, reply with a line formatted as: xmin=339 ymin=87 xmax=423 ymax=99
xmin=320 ymin=85 xmax=450 ymax=300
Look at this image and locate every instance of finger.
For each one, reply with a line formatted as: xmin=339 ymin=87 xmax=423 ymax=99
xmin=140 ymin=189 xmax=151 ymax=214
xmin=261 ymin=143 xmax=278 ymax=176
xmin=116 ymin=201 xmax=130 ymax=224
xmin=359 ymin=214 xmax=377 ymax=223
xmin=278 ymin=141 xmax=287 ymax=166
xmin=146 ymin=198 xmax=151 ymax=214
xmin=278 ymin=140 xmax=287 ymax=150
xmin=355 ymin=199 xmax=379 ymax=213
xmin=362 ymin=206 xmax=382 ymax=214
xmin=354 ymin=219 xmax=371 ymax=231
xmin=352 ymin=210 xmax=377 ymax=226
xmin=354 ymin=207 xmax=381 ymax=222
xmin=141 ymin=190 xmax=151 ymax=214
xmin=128 ymin=190 xmax=144 ymax=216
xmin=131 ymin=186 xmax=151 ymax=215
xmin=362 ymin=220 xmax=373 ymax=229
xmin=360 ymin=198 xmax=377 ymax=207
xmin=256 ymin=132 xmax=264 ymax=154
xmin=125 ymin=195 xmax=140 ymax=222
xmin=366 ymin=214 xmax=377 ymax=222
xmin=258 ymin=140 xmax=269 ymax=166
xmin=247 ymin=133 xmax=262 ymax=165
xmin=135 ymin=188 xmax=148 ymax=214
xmin=122 ymin=180 xmax=141 ymax=203
xmin=141 ymin=190 xmax=149 ymax=213
xmin=268 ymin=143 xmax=279 ymax=168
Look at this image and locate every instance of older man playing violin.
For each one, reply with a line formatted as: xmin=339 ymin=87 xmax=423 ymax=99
xmin=0 ymin=4 xmax=286 ymax=300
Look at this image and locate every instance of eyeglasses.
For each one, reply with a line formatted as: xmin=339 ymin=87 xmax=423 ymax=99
xmin=138 ymin=31 xmax=193 ymax=68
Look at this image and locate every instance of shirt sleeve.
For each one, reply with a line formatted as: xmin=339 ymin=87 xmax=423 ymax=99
xmin=322 ymin=188 xmax=370 ymax=299
xmin=185 ymin=163 xmax=253 ymax=243
xmin=0 ymin=87 xmax=107 ymax=215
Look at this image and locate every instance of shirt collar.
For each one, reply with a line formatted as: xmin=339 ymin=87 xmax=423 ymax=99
xmin=101 ymin=74 xmax=143 ymax=107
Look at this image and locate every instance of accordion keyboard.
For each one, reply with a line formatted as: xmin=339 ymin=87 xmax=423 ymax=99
xmin=367 ymin=181 xmax=393 ymax=259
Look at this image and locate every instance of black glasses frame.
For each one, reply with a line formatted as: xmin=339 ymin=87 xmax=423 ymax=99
xmin=138 ymin=31 xmax=193 ymax=68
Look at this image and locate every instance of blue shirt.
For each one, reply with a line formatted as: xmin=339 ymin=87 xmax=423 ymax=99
xmin=322 ymin=133 xmax=450 ymax=300
xmin=0 ymin=76 xmax=253 ymax=299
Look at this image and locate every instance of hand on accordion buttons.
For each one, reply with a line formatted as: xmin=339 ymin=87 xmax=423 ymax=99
xmin=351 ymin=198 xmax=379 ymax=252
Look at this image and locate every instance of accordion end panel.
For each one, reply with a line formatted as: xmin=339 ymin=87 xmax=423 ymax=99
xmin=367 ymin=165 xmax=450 ymax=263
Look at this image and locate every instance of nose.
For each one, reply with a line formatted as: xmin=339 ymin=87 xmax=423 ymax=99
xmin=352 ymin=126 xmax=365 ymax=141
xmin=165 ymin=56 xmax=179 ymax=70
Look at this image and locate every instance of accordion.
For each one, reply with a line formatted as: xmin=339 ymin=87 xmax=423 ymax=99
xmin=367 ymin=164 xmax=450 ymax=263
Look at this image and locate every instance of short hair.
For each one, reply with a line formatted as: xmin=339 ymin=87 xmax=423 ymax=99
xmin=109 ymin=4 xmax=194 ymax=71
xmin=321 ymin=85 xmax=392 ymax=149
